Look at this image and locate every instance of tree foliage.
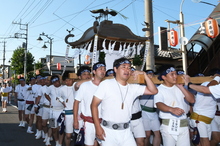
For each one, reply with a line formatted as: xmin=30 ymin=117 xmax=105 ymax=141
xmin=10 ymin=46 xmax=35 ymax=78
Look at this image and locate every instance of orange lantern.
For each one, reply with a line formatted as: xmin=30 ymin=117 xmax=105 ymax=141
xmin=57 ymin=63 xmax=61 ymax=70
xmin=168 ymin=29 xmax=178 ymax=47
xmin=84 ymin=55 xmax=90 ymax=65
xmin=205 ymin=18 xmax=219 ymax=38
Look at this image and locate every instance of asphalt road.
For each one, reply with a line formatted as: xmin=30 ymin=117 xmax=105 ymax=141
xmin=0 ymin=100 xmax=80 ymax=146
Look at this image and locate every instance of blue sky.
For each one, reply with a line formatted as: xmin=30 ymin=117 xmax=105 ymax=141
xmin=0 ymin=0 xmax=218 ymax=66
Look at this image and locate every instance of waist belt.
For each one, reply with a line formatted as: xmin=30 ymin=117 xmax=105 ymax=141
xmin=51 ymin=106 xmax=63 ymax=111
xmin=215 ymin=111 xmax=220 ymax=116
xmin=190 ymin=112 xmax=213 ymax=124
xmin=17 ymin=99 xmax=25 ymax=101
xmin=101 ymin=120 xmax=130 ymax=130
xmin=2 ymin=93 xmax=8 ymax=96
xmin=141 ymin=105 xmax=156 ymax=113
xmin=43 ymin=104 xmax=50 ymax=108
xmin=64 ymin=110 xmax=73 ymax=115
xmin=162 ymin=119 xmax=188 ymax=127
xmin=131 ymin=111 xmax=142 ymax=120
xmin=26 ymin=101 xmax=34 ymax=104
xmin=80 ymin=113 xmax=102 ymax=123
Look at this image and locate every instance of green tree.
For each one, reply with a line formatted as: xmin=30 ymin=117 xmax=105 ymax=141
xmin=10 ymin=46 xmax=35 ymax=79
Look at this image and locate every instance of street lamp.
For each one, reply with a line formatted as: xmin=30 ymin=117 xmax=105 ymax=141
xmin=192 ymin=0 xmax=216 ymax=7
xmin=37 ymin=32 xmax=53 ymax=75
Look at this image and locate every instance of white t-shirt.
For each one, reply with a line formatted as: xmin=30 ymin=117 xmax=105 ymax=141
xmin=75 ymin=81 xmax=99 ymax=117
xmin=140 ymin=95 xmax=159 ymax=119
xmin=37 ymin=85 xmax=48 ymax=104
xmin=15 ymin=84 xmax=29 ymax=100
xmin=46 ymin=85 xmax=64 ymax=108
xmin=94 ymin=78 xmax=145 ymax=123
xmin=193 ymin=82 xmax=216 ymax=118
xmin=25 ymin=84 xmax=40 ymax=102
xmin=154 ymin=84 xmax=189 ymax=119
xmin=60 ymin=84 xmax=75 ymax=110
xmin=209 ymin=84 xmax=220 ymax=99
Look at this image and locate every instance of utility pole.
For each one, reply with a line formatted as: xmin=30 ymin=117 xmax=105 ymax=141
xmin=12 ymin=21 xmax=28 ymax=79
xmin=0 ymin=41 xmax=6 ymax=80
xmin=145 ymin=0 xmax=155 ymax=70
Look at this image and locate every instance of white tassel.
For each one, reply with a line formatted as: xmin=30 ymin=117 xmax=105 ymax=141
xmin=137 ymin=42 xmax=141 ymax=55
xmin=108 ymin=41 xmax=112 ymax=55
xmin=118 ymin=43 xmax=122 ymax=54
xmin=102 ymin=39 xmax=108 ymax=54
xmin=125 ymin=43 xmax=131 ymax=57
xmin=109 ymin=41 xmax=116 ymax=54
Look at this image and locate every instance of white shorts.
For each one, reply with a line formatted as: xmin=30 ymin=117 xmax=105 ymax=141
xmin=84 ymin=122 xmax=96 ymax=145
xmin=50 ymin=109 xmax=63 ymax=128
xmin=17 ymin=100 xmax=25 ymax=110
xmin=130 ymin=118 xmax=146 ymax=138
xmin=160 ymin=124 xmax=190 ymax=146
xmin=1 ymin=96 xmax=8 ymax=102
xmin=100 ymin=126 xmax=137 ymax=146
xmin=142 ymin=117 xmax=160 ymax=131
xmin=65 ymin=114 xmax=73 ymax=134
xmin=211 ymin=116 xmax=220 ymax=132
xmin=25 ymin=104 xmax=35 ymax=114
xmin=42 ymin=107 xmax=50 ymax=120
xmin=190 ymin=119 xmax=211 ymax=139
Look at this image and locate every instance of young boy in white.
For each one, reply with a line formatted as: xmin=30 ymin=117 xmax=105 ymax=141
xmin=130 ymin=97 xmax=146 ymax=146
xmin=15 ymin=77 xmax=29 ymax=127
xmin=34 ymin=76 xmax=45 ymax=139
xmin=91 ymin=57 xmax=158 ymax=146
xmin=1 ymin=83 xmax=10 ymax=112
xmin=210 ymin=98 xmax=220 ymax=145
xmin=74 ymin=62 xmax=106 ymax=146
xmin=190 ymin=81 xmax=218 ymax=146
xmin=45 ymin=75 xmax=65 ymax=146
xmin=154 ymin=66 xmax=195 ymax=146
xmin=38 ymin=76 xmax=52 ymax=145
xmin=60 ymin=73 xmax=76 ymax=146
xmin=140 ymin=70 xmax=161 ymax=146
xmin=24 ymin=77 xmax=38 ymax=134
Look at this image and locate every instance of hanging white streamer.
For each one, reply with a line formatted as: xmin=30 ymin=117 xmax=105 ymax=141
xmin=61 ymin=45 xmax=70 ymax=76
xmin=141 ymin=41 xmax=150 ymax=71
xmin=109 ymin=41 xmax=116 ymax=54
xmin=118 ymin=43 xmax=122 ymax=54
xmin=108 ymin=41 xmax=112 ymax=55
xmin=102 ymin=39 xmax=108 ymax=54
xmin=125 ymin=43 xmax=131 ymax=57
xmin=137 ymin=42 xmax=141 ymax=55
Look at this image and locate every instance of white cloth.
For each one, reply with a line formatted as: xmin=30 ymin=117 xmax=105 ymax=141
xmin=38 ymin=85 xmax=50 ymax=105
xmin=193 ymin=82 xmax=216 ymax=118
xmin=25 ymin=84 xmax=40 ymax=102
xmin=140 ymin=95 xmax=159 ymax=120
xmin=60 ymin=84 xmax=75 ymax=110
xmin=154 ymin=84 xmax=190 ymax=146
xmin=209 ymin=84 xmax=220 ymax=99
xmin=75 ymin=80 xmax=99 ymax=117
xmin=46 ymin=85 xmax=64 ymax=108
xmin=94 ymin=78 xmax=145 ymax=123
xmin=130 ymin=98 xmax=146 ymax=138
xmin=154 ymin=84 xmax=189 ymax=119
xmin=15 ymin=84 xmax=29 ymax=100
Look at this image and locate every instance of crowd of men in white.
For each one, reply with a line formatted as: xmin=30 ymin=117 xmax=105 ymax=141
xmin=1 ymin=57 xmax=220 ymax=146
